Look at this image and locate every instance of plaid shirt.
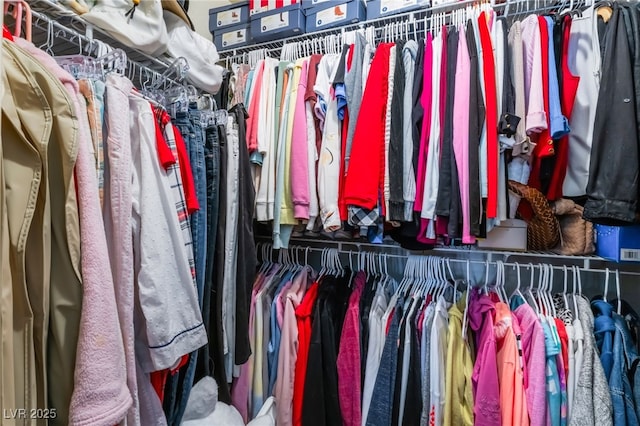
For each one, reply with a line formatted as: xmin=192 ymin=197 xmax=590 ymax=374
xmin=155 ymin=109 xmax=197 ymax=283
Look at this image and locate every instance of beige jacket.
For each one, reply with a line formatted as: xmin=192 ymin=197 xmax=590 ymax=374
xmin=1 ymin=39 xmax=81 ymax=425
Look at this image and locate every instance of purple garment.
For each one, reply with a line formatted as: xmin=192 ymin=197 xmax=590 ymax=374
xmin=513 ymin=302 xmax=549 ymax=426
xmin=337 ymin=272 xmax=366 ymax=426
xmin=468 ymin=290 xmax=501 ymax=426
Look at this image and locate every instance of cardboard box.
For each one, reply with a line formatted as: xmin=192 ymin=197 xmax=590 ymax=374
xmin=250 ymin=3 xmax=305 ymax=42
xmin=477 ymin=219 xmax=528 ymax=251
xmin=306 ymin=0 xmax=366 ymax=32
xmin=595 ymin=224 xmax=640 ymax=263
xmin=213 ymin=23 xmax=252 ymax=51
xmin=366 ymin=0 xmax=429 ymax=20
xmin=209 ymin=1 xmax=250 ymax=32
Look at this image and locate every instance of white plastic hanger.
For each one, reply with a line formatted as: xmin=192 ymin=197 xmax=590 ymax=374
xmin=462 ymin=260 xmax=471 ymax=339
xmin=510 ymin=262 xmax=525 ymax=301
xmin=615 ymin=269 xmax=622 ymax=315
xmin=603 ymin=267 xmax=610 ymax=303
xmin=562 ymin=265 xmax=570 ymax=312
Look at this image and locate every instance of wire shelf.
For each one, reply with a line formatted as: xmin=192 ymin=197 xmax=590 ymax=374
xmin=29 ymin=0 xmax=186 ymax=89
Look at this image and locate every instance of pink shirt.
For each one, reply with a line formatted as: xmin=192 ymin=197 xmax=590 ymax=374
xmin=337 ymin=272 xmax=366 ymax=426
xmin=291 ymin=60 xmax=311 ymax=220
xmin=246 ymin=61 xmax=265 ymax=152
xmin=494 ymin=301 xmax=529 ymax=426
xmin=513 ymin=302 xmax=548 ymax=426
xmin=414 ymin=34 xmax=433 ymax=212
xmin=452 ymin=25 xmax=476 ymax=244
xmin=468 ymin=292 xmax=500 ymax=426
xmin=521 ymin=14 xmax=548 ymax=135
xmin=274 ymin=268 xmax=312 ymax=426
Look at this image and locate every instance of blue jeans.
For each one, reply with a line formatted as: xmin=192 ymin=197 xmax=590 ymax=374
xmin=166 ymin=107 xmax=208 ymax=426
xmin=610 ymin=313 xmax=640 ymax=426
xmin=197 ymin=123 xmax=221 ymax=380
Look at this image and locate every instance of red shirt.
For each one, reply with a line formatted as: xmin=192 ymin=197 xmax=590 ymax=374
xmin=172 ymin=125 xmax=200 ymax=214
xmin=292 ymin=282 xmax=320 ymax=426
xmin=151 ymin=107 xmax=176 ymax=170
xmin=343 ymin=44 xmax=394 ymax=210
xmin=479 ymin=12 xmax=499 ymax=219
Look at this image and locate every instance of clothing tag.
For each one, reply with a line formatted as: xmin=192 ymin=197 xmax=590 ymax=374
xmin=261 ymin=12 xmax=289 ymax=32
xmin=217 ymin=7 xmax=243 ymax=27
xmin=315 ymin=3 xmax=347 ymax=27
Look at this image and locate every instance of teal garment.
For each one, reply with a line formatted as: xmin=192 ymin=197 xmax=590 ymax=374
xmin=510 ymin=294 xmax=526 ymax=311
xmin=244 ymin=69 xmax=255 ymax=106
xmin=543 ymin=321 xmax=562 ymax=426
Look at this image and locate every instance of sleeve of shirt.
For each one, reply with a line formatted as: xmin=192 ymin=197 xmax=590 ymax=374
xmin=131 ymin=105 xmax=207 ymax=372
xmin=172 ymin=125 xmax=200 ymax=214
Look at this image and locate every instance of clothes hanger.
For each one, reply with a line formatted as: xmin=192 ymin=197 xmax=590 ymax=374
xmin=562 ymin=265 xmax=570 ymax=313
xmin=547 ymin=265 xmax=557 ymax=318
xmin=4 ymin=0 xmax=31 ymax=41
xmin=615 ymin=269 xmax=621 ymax=315
xmin=483 ymin=260 xmax=491 ymax=296
xmin=510 ymin=262 xmax=525 ymax=301
xmin=603 ymin=267 xmax=610 ymax=303
xmin=571 ymin=265 xmax=580 ymax=318
xmin=526 ymin=263 xmax=540 ymax=315
xmin=462 ymin=259 xmax=471 ymax=339
xmin=498 ymin=261 xmax=509 ymax=302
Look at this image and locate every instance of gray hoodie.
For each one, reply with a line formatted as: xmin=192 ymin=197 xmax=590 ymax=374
xmin=569 ymin=296 xmax=613 ymax=426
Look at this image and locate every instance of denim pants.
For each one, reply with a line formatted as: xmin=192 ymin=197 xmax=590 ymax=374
xmin=197 ymin=123 xmax=221 ymax=381
xmin=166 ymin=106 xmax=208 ymax=426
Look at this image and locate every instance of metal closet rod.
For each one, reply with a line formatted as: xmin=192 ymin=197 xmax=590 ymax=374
xmin=30 ymin=9 xmax=185 ymax=90
xmin=260 ymin=243 xmax=640 ymax=277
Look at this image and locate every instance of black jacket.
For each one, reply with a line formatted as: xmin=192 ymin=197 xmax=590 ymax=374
xmin=584 ymin=4 xmax=640 ymax=224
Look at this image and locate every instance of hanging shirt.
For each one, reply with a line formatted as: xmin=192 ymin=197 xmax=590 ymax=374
xmin=292 ymin=281 xmax=320 ymax=426
xmin=317 ymin=54 xmax=343 ymax=232
xmin=543 ymin=321 xmax=562 ymax=426
xmin=443 ymin=294 xmax=474 ymax=426
xmin=452 ymin=25 xmax=476 ymax=244
xmin=511 ymin=297 xmax=548 ymax=426
xmin=468 ymin=291 xmax=501 ymax=426
xmin=361 ymin=284 xmax=390 ymax=426
xmin=494 ymin=301 xmax=529 ymax=426
xmin=429 ymin=296 xmax=450 ymax=426
xmin=563 ymin=6 xmax=601 ymax=197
